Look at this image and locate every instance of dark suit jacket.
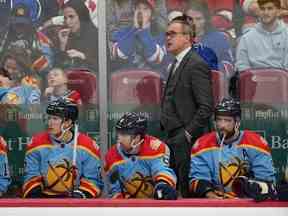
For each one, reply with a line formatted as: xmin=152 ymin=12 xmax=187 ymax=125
xmin=161 ymin=48 xmax=214 ymax=138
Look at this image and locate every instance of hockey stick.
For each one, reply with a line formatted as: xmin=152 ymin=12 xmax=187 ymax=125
xmin=218 ymin=132 xmax=226 ymax=199
xmin=71 ymin=122 xmax=79 ymax=195
xmin=72 ymin=122 xmax=78 ymax=168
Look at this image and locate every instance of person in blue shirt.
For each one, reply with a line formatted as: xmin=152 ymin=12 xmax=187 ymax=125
xmin=184 ymin=0 xmax=234 ymax=72
xmin=110 ymin=0 xmax=170 ymax=79
xmin=0 ymin=68 xmax=40 ymax=105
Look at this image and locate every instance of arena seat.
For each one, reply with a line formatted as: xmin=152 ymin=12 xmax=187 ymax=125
xmin=240 ymin=69 xmax=288 ymax=104
xmin=110 ymin=69 xmax=162 ymax=105
xmin=66 ymin=69 xmax=98 ymax=104
xmin=211 ymin=70 xmax=227 ymax=105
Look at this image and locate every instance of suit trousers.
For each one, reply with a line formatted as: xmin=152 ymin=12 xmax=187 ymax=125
xmin=166 ymin=128 xmax=193 ymax=198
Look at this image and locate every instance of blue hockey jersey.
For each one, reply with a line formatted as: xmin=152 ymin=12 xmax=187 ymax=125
xmin=105 ymin=135 xmax=177 ymax=198
xmin=23 ymin=132 xmax=103 ymax=198
xmin=189 ymin=130 xmax=276 ymax=197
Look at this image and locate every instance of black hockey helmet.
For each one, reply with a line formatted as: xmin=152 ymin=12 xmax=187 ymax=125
xmin=116 ymin=112 xmax=147 ymax=135
xmin=46 ymin=98 xmax=78 ymax=122
xmin=215 ymin=97 xmax=241 ymax=119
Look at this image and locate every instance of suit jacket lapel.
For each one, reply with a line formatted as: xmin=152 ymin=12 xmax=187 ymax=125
xmin=162 ymin=48 xmax=193 ymax=104
xmin=171 ymin=48 xmax=193 ymax=91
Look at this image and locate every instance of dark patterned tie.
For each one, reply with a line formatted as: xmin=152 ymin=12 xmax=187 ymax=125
xmin=169 ymin=59 xmax=178 ymax=76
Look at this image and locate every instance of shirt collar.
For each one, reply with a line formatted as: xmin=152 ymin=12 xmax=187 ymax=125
xmin=175 ymin=46 xmax=191 ymax=63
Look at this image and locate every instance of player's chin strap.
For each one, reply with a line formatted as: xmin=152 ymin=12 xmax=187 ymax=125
xmin=217 ymin=131 xmax=226 ymax=198
xmin=71 ymin=122 xmax=80 ymax=197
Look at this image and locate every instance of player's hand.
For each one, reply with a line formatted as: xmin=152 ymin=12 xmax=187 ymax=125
xmin=154 ymin=183 xmax=177 ymax=200
xmin=44 ymin=87 xmax=54 ymax=97
xmin=58 ymin=28 xmax=70 ymax=50
xmin=205 ymin=191 xmax=224 ymax=199
xmin=134 ymin=10 xmax=141 ymax=28
xmin=142 ymin=10 xmax=151 ymax=29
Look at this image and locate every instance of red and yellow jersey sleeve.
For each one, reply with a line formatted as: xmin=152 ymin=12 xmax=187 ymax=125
xmin=238 ymin=130 xmax=271 ymax=155
xmin=25 ymin=132 xmax=52 ymax=155
xmin=141 ymin=136 xmax=177 ymax=188
xmin=0 ymin=136 xmax=7 ymax=155
xmin=191 ymin=132 xmax=218 ymax=157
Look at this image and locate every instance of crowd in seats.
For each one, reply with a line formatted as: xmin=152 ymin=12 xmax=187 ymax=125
xmin=2 ymin=0 xmax=287 ymax=106
xmin=0 ymin=0 xmax=286 ymax=111
xmin=109 ymin=0 xmax=169 ymax=80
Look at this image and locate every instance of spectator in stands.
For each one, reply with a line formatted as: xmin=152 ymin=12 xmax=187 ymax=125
xmin=189 ymin=98 xmax=277 ymax=201
xmin=0 ymin=68 xmax=40 ymax=105
xmin=44 ymin=67 xmax=81 ymax=104
xmin=240 ymin=0 xmax=260 ymax=34
xmin=0 ymin=68 xmax=11 ymax=101
xmin=241 ymin=0 xmax=261 ymax=16
xmin=110 ymin=0 xmax=169 ymax=79
xmin=185 ymin=0 xmax=234 ymax=72
xmin=38 ymin=0 xmax=98 ymax=30
xmin=55 ymin=0 xmax=99 ymax=71
xmin=11 ymin=0 xmax=60 ymax=27
xmin=107 ymin=0 xmax=134 ymax=34
xmin=236 ymin=0 xmax=288 ymax=71
xmin=0 ymin=136 xmax=10 ymax=197
xmin=0 ymin=4 xmax=53 ymax=75
xmin=1 ymin=48 xmax=41 ymax=90
xmin=107 ymin=0 xmax=167 ymax=35
xmin=0 ymin=49 xmax=41 ymax=105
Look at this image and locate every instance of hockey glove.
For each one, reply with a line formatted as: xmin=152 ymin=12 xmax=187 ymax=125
xmin=277 ymin=184 xmax=288 ymax=201
xmin=232 ymin=176 xmax=277 ymax=202
xmin=23 ymin=185 xmax=46 ymax=198
xmin=154 ymin=182 xmax=177 ymax=200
